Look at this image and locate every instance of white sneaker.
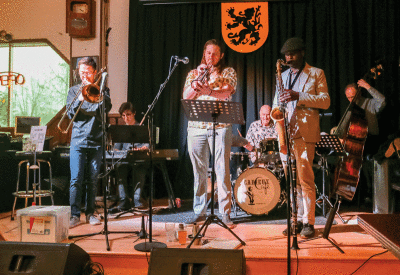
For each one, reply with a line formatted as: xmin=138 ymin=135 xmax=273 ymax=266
xmin=69 ymin=216 xmax=81 ymax=228
xmin=86 ymin=214 xmax=101 ymax=225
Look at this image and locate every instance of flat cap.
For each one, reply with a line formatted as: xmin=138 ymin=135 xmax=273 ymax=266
xmin=280 ymin=37 xmax=305 ymax=54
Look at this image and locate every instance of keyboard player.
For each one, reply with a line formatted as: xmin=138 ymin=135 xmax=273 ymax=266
xmin=109 ymin=102 xmax=149 ymax=213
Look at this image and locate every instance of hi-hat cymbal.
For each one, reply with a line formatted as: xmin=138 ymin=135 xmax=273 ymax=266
xmin=232 ymin=135 xmax=248 ymax=147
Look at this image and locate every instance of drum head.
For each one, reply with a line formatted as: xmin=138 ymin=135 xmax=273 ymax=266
xmin=234 ymin=167 xmax=281 ymax=215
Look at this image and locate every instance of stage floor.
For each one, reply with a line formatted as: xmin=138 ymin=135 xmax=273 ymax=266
xmin=1 ymin=199 xmax=399 ymax=275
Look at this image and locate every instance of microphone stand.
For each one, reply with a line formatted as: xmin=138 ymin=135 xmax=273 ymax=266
xmin=134 ymin=57 xmax=182 ymax=252
xmin=280 ymin=106 xmax=299 ymax=275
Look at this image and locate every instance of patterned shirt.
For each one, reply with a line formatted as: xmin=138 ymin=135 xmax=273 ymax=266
xmin=184 ymin=67 xmax=237 ymax=129
xmin=245 ymin=120 xmax=278 ymax=149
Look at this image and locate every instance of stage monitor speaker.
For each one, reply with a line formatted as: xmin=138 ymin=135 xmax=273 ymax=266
xmin=373 ymin=159 xmax=400 ymax=214
xmin=148 ymin=248 xmax=246 ymax=275
xmin=0 ymin=241 xmax=91 ymax=275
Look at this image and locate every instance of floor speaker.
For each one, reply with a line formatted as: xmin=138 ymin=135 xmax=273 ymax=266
xmin=373 ymin=159 xmax=400 ymax=214
xmin=148 ymin=248 xmax=246 ymax=275
xmin=0 ymin=242 xmax=91 ymax=275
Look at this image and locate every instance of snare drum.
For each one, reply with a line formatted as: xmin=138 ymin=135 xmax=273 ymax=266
xmin=258 ymin=138 xmax=280 ymax=163
xmin=234 ymin=167 xmax=283 ymax=215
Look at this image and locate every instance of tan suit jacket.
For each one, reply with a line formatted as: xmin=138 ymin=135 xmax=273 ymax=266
xmin=273 ymin=63 xmax=330 ymax=143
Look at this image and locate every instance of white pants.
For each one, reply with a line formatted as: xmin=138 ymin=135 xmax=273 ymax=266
xmin=187 ymin=126 xmax=232 ymax=216
xmin=280 ymin=138 xmax=316 ymax=225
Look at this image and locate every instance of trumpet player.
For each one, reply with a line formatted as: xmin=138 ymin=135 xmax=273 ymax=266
xmin=183 ymin=39 xmax=237 ymax=227
xmin=68 ymin=57 xmax=112 ymax=229
xmin=272 ymin=37 xmax=330 ymax=238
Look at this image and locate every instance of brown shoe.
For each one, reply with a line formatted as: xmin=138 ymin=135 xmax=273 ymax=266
xmin=222 ymin=214 xmax=236 ymax=229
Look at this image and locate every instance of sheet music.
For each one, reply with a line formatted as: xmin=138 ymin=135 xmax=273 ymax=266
xmin=28 ymin=126 xmax=47 ymax=152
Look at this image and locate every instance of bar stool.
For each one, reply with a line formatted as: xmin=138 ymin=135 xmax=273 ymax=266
xmin=11 ymin=151 xmax=54 ymax=220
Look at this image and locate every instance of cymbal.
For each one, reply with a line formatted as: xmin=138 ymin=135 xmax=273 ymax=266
xmin=232 ymin=135 xmax=248 ymax=147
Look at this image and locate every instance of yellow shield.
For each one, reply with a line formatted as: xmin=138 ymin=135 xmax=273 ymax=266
xmin=222 ymin=2 xmax=269 ymax=53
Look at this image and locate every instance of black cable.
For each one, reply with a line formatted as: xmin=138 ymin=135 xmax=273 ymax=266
xmin=349 ymin=250 xmax=389 ymax=275
xmin=83 ymin=260 xmax=105 ymax=275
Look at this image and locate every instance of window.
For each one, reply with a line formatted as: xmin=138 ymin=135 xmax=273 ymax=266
xmin=0 ymin=41 xmax=70 ymax=128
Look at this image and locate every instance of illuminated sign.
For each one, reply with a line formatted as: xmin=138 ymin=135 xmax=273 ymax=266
xmin=0 ymin=72 xmax=25 ymax=86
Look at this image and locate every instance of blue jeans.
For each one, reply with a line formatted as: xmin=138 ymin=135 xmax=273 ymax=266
xmin=116 ymin=162 xmax=149 ymax=203
xmin=187 ymin=126 xmax=232 ymax=216
xmin=70 ymin=146 xmax=102 ymax=218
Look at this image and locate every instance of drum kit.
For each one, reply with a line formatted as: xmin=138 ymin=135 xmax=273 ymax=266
xmin=230 ymin=136 xmax=286 ymax=216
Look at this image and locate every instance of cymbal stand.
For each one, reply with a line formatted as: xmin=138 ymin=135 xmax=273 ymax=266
xmin=315 ymin=153 xmax=346 ymax=223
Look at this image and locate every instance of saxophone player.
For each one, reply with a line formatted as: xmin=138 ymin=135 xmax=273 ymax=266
xmin=272 ymin=37 xmax=330 ymax=238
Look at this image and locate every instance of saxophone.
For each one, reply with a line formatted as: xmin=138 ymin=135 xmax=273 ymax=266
xmin=271 ymin=59 xmax=289 ymax=155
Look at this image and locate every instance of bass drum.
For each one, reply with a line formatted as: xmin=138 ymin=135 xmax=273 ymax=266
xmin=234 ymin=167 xmax=282 ymax=215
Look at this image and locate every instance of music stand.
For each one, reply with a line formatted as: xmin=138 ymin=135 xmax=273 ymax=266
xmin=299 ymin=134 xmax=346 ymax=253
xmin=108 ymin=125 xmax=151 ymax=239
xmin=108 ymin=125 xmax=149 ymax=144
xmin=182 ymin=99 xmax=246 ymax=248
xmin=315 ymin=134 xmax=345 ymax=220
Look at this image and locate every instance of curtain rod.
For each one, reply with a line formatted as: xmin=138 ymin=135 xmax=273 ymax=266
xmin=140 ymin=0 xmax=302 ymax=5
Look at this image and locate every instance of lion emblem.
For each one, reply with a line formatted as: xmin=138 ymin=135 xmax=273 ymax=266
xmin=225 ymin=6 xmax=263 ymax=46
xmin=222 ymin=3 xmax=269 ymax=53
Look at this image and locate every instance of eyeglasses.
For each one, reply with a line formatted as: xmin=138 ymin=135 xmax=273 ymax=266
xmin=79 ymin=71 xmax=95 ymax=76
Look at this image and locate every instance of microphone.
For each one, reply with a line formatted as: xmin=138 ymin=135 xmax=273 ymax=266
xmin=99 ymin=72 xmax=108 ymax=94
xmin=173 ymin=56 xmax=189 ymax=64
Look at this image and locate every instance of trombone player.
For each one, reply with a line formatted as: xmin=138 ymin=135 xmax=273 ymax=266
xmin=66 ymin=57 xmax=112 ymax=228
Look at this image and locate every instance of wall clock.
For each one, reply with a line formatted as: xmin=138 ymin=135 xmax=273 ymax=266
xmin=66 ymin=0 xmax=95 ymax=38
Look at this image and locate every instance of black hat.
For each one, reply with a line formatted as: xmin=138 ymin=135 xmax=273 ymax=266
xmin=280 ymin=37 xmax=305 ymax=54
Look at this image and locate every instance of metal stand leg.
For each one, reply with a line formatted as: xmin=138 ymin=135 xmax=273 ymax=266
xmin=300 ymin=196 xmax=345 ymax=254
xmin=231 ymin=180 xmax=238 ymax=217
xmin=157 ymin=161 xmax=176 ymax=209
xmin=315 ymin=155 xmax=347 ymax=223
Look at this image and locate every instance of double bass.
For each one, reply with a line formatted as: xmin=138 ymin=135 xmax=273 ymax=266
xmin=332 ymin=64 xmax=383 ymax=201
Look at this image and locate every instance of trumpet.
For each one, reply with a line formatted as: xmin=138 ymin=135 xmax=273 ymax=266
xmin=191 ymin=64 xmax=211 ymax=89
xmin=271 ymin=59 xmax=289 ymax=155
xmin=57 ymin=68 xmax=106 ymax=134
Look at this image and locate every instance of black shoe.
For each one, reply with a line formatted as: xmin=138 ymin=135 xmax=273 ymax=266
xmin=300 ymin=223 xmax=315 ymax=239
xmin=109 ymin=201 xmax=130 ymax=214
xmin=134 ymin=198 xmax=147 ymax=209
xmin=282 ymin=221 xmax=303 ymax=236
xmin=186 ymin=215 xmax=206 ymax=224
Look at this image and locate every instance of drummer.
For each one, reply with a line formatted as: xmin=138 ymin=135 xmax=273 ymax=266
xmin=244 ymin=105 xmax=278 ymax=164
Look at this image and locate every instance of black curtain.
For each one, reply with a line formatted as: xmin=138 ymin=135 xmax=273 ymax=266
xmin=128 ymin=0 xmax=400 ymax=198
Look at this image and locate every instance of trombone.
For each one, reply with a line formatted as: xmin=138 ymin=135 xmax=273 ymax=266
xmin=57 ymin=68 xmax=106 ymax=134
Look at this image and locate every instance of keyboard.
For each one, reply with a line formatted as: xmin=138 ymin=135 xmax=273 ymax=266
xmin=107 ymin=149 xmax=179 ymax=162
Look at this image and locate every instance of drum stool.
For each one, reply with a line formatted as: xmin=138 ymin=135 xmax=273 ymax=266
xmin=11 ymin=151 xmax=54 ymax=220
